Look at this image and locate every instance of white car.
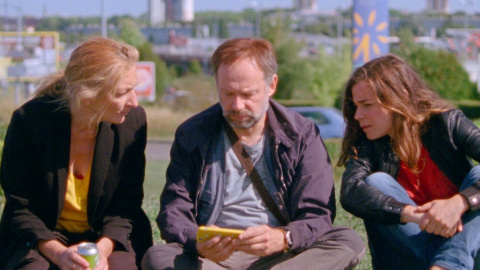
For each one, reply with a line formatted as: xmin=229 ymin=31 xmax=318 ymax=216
xmin=290 ymin=106 xmax=345 ymax=139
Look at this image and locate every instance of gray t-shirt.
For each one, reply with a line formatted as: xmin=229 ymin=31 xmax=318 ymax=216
xmin=214 ymin=130 xmax=281 ymax=229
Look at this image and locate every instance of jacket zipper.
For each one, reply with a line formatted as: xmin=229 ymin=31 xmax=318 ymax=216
xmin=274 ymin=141 xmax=287 ymax=192
xmin=194 ymin=159 xmax=207 ymax=218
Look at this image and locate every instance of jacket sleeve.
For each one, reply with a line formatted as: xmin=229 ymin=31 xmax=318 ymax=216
xmin=340 ymin=138 xmax=406 ymax=224
xmin=281 ymin=123 xmax=336 ymax=252
xmin=156 ymin=129 xmax=199 ymax=252
xmin=99 ymin=107 xmax=149 ymax=250
xmin=449 ymin=110 xmax=480 ymax=211
xmin=0 ymin=108 xmax=57 ymax=248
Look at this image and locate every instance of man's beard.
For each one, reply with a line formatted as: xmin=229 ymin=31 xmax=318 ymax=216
xmin=222 ymin=97 xmax=269 ymax=130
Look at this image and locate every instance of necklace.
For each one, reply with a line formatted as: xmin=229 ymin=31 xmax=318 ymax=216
xmin=411 ymin=157 xmax=426 ymax=187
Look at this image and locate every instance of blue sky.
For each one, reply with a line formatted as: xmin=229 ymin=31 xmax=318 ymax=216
xmin=8 ymin=0 xmax=480 ymax=18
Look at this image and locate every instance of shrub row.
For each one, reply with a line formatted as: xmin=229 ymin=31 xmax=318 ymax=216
xmin=454 ymin=100 xmax=480 ymax=120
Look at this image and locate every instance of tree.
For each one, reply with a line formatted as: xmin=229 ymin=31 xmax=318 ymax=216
xmin=262 ymin=15 xmax=350 ymax=107
xmin=115 ymin=19 xmax=174 ymax=103
xmin=217 ymin=19 xmax=230 ymax=38
xmin=137 ymin=42 xmax=173 ymax=103
xmin=310 ymin=46 xmax=352 ymax=107
xmin=119 ymin=18 xmax=146 ymax=48
xmin=188 ymin=59 xmax=203 ymax=75
xmin=303 ymin=23 xmax=336 ymax=36
xmin=393 ymin=41 xmax=477 ymax=100
xmin=392 ymin=15 xmax=425 ymax=36
xmin=262 ymin=16 xmax=308 ymax=99
xmin=36 ymin=16 xmax=71 ymax=31
xmin=241 ymin=8 xmax=257 ymax=24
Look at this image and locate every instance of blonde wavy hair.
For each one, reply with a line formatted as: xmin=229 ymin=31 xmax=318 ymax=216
xmin=338 ymin=54 xmax=453 ymax=169
xmin=35 ymin=36 xmax=139 ymax=126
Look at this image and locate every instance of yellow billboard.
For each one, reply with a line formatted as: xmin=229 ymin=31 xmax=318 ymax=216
xmin=0 ymin=31 xmax=59 ymax=82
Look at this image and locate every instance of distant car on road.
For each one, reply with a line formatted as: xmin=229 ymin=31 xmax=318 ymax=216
xmin=290 ymin=106 xmax=345 ymax=139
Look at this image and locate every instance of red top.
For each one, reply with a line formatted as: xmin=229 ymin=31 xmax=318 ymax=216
xmin=397 ymin=145 xmax=458 ymax=205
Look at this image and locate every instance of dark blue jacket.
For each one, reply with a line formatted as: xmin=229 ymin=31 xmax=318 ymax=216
xmin=157 ymin=100 xmax=336 ymax=253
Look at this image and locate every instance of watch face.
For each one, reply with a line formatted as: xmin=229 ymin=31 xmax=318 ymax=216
xmin=285 ymin=230 xmax=293 ymax=245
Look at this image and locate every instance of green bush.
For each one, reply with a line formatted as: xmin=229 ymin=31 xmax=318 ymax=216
xmin=0 ymin=123 xmax=6 ymax=139
xmin=263 ymin=17 xmax=351 ymax=107
xmin=393 ymin=39 xmax=477 ymax=101
xmin=454 ymin=100 xmax=480 ymax=120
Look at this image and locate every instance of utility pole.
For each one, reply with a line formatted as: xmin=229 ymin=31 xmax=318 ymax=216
xmin=1 ymin=1 xmax=23 ymax=97
xmin=101 ymin=0 xmax=107 ymax=37
xmin=251 ymin=1 xmax=261 ymax=38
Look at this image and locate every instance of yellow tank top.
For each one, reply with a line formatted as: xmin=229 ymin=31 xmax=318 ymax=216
xmin=56 ymin=167 xmax=91 ymax=233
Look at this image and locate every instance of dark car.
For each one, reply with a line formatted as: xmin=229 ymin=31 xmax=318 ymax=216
xmin=290 ymin=106 xmax=345 ymax=139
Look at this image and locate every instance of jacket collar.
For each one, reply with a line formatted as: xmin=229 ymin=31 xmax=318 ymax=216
xmin=179 ymin=100 xmax=299 ymax=154
xmin=51 ymin=106 xmax=71 ymax=219
xmin=265 ymin=100 xmax=298 ymax=149
xmin=88 ymin=121 xmax=114 ymax=221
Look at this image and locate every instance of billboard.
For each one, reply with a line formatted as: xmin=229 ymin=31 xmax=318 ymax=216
xmin=0 ymin=31 xmax=59 ymax=82
xmin=352 ymin=0 xmax=389 ymax=68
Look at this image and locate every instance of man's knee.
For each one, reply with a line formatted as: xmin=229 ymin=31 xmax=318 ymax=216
xmin=142 ymin=244 xmax=172 ymax=270
xmin=274 ymin=227 xmax=365 ymax=270
xmin=315 ymin=227 xmax=366 ymax=266
xmin=141 ymin=243 xmax=198 ymax=270
xmin=108 ymin=249 xmax=137 ymax=270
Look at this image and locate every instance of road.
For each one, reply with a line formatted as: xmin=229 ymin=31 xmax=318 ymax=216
xmin=146 ymin=140 xmax=172 ymax=161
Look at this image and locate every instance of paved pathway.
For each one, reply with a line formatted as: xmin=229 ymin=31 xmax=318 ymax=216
xmin=146 ymin=140 xmax=172 ymax=161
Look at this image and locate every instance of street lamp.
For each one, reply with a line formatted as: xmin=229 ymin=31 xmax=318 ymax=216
xmin=101 ymin=0 xmax=107 ymax=37
xmin=1 ymin=1 xmax=23 ymax=50
xmin=251 ymin=1 xmax=261 ymax=38
xmin=0 ymin=1 xmax=23 ymax=96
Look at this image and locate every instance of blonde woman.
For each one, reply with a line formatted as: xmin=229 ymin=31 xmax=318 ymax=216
xmin=0 ymin=37 xmax=152 ymax=270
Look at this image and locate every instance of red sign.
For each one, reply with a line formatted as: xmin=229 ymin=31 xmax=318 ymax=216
xmin=135 ymin=62 xmax=156 ymax=102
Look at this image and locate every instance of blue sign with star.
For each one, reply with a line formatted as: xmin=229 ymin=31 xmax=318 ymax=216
xmin=352 ymin=0 xmax=390 ymax=68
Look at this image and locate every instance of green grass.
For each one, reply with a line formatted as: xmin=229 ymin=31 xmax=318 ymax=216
xmin=144 ymin=160 xmax=168 ymax=243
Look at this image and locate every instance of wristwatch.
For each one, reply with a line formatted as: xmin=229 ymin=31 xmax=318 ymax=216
xmin=280 ymin=228 xmax=293 ymax=252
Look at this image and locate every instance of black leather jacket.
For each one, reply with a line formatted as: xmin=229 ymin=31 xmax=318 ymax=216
xmin=341 ymin=109 xmax=480 ymax=224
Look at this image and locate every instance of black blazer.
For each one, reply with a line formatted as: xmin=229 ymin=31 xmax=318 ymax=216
xmin=0 ymin=96 xmax=152 ymax=269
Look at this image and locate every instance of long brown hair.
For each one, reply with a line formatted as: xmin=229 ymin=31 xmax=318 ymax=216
xmin=35 ymin=37 xmax=139 ymax=113
xmin=338 ymin=54 xmax=453 ymax=168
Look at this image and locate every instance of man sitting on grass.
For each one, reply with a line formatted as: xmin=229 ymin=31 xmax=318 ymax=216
xmin=142 ymin=37 xmax=365 ymax=270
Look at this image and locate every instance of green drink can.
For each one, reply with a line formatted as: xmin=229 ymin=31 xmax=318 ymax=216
xmin=77 ymin=242 xmax=99 ymax=269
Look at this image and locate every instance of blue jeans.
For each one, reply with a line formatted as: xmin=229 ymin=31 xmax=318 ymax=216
xmin=364 ymin=165 xmax=480 ymax=270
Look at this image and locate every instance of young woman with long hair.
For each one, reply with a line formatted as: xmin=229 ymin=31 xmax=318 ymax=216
xmin=339 ymin=54 xmax=480 ymax=270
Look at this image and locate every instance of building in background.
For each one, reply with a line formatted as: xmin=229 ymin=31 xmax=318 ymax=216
xmin=149 ymin=0 xmax=165 ymax=25
xmin=426 ymin=0 xmax=449 ymax=13
xmin=294 ymin=0 xmax=318 ymax=12
xmin=149 ymin=0 xmax=194 ymax=25
xmin=162 ymin=0 xmax=194 ymax=23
